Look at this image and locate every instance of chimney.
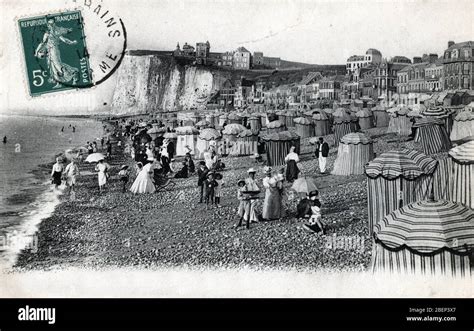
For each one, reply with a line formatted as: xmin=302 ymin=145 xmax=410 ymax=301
xmin=413 ymin=57 xmax=422 ymax=64
xmin=448 ymin=41 xmax=455 ymax=48
xmin=428 ymin=53 xmax=438 ymax=63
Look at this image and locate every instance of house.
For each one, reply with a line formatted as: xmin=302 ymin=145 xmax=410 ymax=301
xmin=346 ymin=48 xmax=382 ymax=74
xmin=233 ymin=47 xmax=251 ymax=70
xmin=299 ymin=72 xmax=323 ymax=102
xmin=319 ymin=76 xmax=345 ymax=100
xmin=442 ymin=40 xmax=474 ymax=90
xmin=195 ymin=41 xmax=210 ymax=64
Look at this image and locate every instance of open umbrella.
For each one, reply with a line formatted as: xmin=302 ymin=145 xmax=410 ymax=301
xmin=291 ymin=177 xmax=318 ymax=194
xmin=85 ymin=153 xmax=105 ymax=163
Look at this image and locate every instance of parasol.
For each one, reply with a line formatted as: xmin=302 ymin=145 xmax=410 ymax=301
xmin=291 ymin=177 xmax=318 ymax=194
xmin=85 ymin=153 xmax=105 ymax=163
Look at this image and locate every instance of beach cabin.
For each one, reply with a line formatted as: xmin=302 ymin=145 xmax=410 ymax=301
xmin=332 ymin=133 xmax=374 ymax=175
xmin=372 ymin=199 xmax=474 ymax=277
xmin=413 ymin=117 xmax=452 ymax=155
xmin=265 ymin=120 xmax=287 ymax=135
xmin=196 ymin=128 xmax=222 ymax=159
xmin=175 ymin=126 xmax=199 ymax=156
xmin=333 ymin=113 xmax=359 ymax=146
xmin=450 ymin=109 xmax=474 ymax=142
xmin=293 ymin=117 xmax=315 ymax=138
xmin=312 ymin=111 xmax=331 ymax=136
xmin=261 ymin=131 xmax=300 ymax=166
xmin=365 ymin=149 xmax=437 ymax=235
xmin=231 ymin=129 xmax=259 ymax=156
xmin=355 ymin=109 xmax=374 ymax=130
xmin=449 ymin=141 xmax=474 ymax=209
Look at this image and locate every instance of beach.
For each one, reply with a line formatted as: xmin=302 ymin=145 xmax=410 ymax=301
xmin=14 ymin=125 xmax=415 ymax=272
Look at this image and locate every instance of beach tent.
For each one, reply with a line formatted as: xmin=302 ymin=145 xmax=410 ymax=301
xmin=333 ymin=113 xmax=359 ymax=146
xmin=196 ymin=128 xmax=222 ymax=159
xmin=218 ymin=113 xmax=229 ymax=127
xmin=231 ymin=129 xmax=259 ymax=156
xmin=266 ymin=120 xmax=287 ymax=135
xmin=372 ymin=199 xmax=474 ymax=277
xmin=312 ymin=111 xmax=331 ymax=136
xmin=413 ymin=117 xmax=452 ymax=155
xmin=261 ymin=131 xmax=301 ymax=166
xmin=205 ymin=114 xmax=218 ymax=128
xmin=189 ymin=113 xmax=202 ymax=125
xmin=432 ymin=153 xmax=453 ymax=202
xmin=365 ymin=149 xmax=437 ymax=235
xmin=332 ymin=133 xmax=374 ymax=175
xmin=386 ymin=106 xmax=412 ymax=136
xmin=227 ymin=113 xmax=243 ymax=125
xmin=163 ymin=131 xmax=178 ymax=152
xmin=286 ymin=110 xmax=297 ymax=127
xmin=175 ymin=126 xmax=200 ymax=156
xmin=238 ymin=111 xmax=251 ymax=127
xmin=372 ymin=105 xmax=390 ymax=127
xmin=450 ymin=110 xmax=474 ymax=142
xmin=422 ymin=106 xmax=453 ymax=135
xmin=276 ymin=110 xmax=286 ymax=125
xmin=165 ymin=119 xmax=178 ymax=129
xmin=449 ymin=141 xmax=474 ymax=209
xmin=293 ymin=117 xmax=315 ymax=138
xmin=195 ymin=120 xmax=212 ymax=129
xmin=258 ymin=112 xmax=268 ymax=128
xmin=248 ymin=115 xmax=262 ymax=133
xmin=355 ymin=109 xmax=374 ymax=130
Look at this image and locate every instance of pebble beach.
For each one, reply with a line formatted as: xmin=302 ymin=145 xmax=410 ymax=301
xmin=14 ymin=124 xmax=416 ymax=272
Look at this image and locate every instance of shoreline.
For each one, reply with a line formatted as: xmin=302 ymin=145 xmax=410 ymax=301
xmin=0 ymin=117 xmax=107 ymax=269
xmin=12 ymin=126 xmax=414 ymax=272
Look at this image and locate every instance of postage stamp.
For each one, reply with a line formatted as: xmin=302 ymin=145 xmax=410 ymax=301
xmin=18 ymin=11 xmax=92 ymax=97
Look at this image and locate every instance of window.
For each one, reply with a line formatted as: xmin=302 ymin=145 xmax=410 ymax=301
xmin=463 ymin=63 xmax=470 ymax=74
xmin=463 ymin=77 xmax=469 ymax=89
xmin=463 ymin=49 xmax=469 ymax=58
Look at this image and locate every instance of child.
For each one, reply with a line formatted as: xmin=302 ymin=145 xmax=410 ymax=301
xmin=118 ymin=165 xmax=129 ymax=193
xmin=204 ymin=172 xmax=218 ymax=207
xmin=214 ymin=173 xmax=224 ymax=207
xmin=234 ymin=180 xmax=247 ymax=228
xmin=303 ymin=191 xmax=325 ymax=234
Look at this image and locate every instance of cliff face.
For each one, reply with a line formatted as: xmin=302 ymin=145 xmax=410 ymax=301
xmin=111 ymin=55 xmax=230 ymax=115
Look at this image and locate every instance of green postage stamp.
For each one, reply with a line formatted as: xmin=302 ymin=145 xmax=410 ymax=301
xmin=18 ymin=11 xmax=92 ymax=97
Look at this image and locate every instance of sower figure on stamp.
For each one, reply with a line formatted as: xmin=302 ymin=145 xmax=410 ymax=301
xmin=35 ymin=19 xmax=79 ymax=88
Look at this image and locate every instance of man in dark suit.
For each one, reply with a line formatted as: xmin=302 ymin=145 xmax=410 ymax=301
xmin=314 ymin=137 xmax=329 ymax=173
xmin=197 ymin=161 xmax=209 ymax=203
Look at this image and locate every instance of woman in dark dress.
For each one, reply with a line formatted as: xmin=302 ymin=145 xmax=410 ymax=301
xmin=174 ymin=161 xmax=189 ymax=179
xmin=284 ymin=146 xmax=300 ymax=182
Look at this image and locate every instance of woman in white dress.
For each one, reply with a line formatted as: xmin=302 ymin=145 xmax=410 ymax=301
xmin=130 ymin=159 xmax=156 ymax=194
xmin=95 ymin=159 xmax=110 ymax=192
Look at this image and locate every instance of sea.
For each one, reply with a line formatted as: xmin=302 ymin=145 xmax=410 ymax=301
xmin=0 ymin=114 xmax=104 ymax=268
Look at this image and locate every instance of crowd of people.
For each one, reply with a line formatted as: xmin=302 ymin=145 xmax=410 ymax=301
xmin=51 ymin=117 xmax=327 ymax=234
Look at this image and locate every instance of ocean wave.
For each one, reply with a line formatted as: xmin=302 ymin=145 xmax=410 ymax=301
xmin=0 ymin=181 xmax=61 ymax=269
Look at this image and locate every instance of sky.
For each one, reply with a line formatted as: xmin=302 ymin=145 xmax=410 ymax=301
xmin=0 ymin=0 xmax=473 ymax=114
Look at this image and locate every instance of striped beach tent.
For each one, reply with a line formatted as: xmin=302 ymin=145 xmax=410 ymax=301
xmin=449 ymin=141 xmax=474 ymax=209
xmin=387 ymin=112 xmax=412 ymax=136
xmin=196 ymin=128 xmax=222 ymax=159
xmin=195 ymin=119 xmax=212 ymax=129
xmin=248 ymin=115 xmax=262 ymax=133
xmin=222 ymin=123 xmax=246 ymax=142
xmin=175 ymin=126 xmax=200 ymax=156
xmin=284 ymin=110 xmax=297 ymax=127
xmin=333 ymin=113 xmax=359 ymax=146
xmin=372 ymin=199 xmax=474 ymax=277
xmin=231 ymin=129 xmax=259 ymax=156
xmin=355 ymin=109 xmax=374 ymax=130
xmin=413 ymin=117 xmax=452 ymax=155
xmin=432 ymin=153 xmax=453 ymax=201
xmin=218 ymin=113 xmax=228 ymax=127
xmin=372 ymin=105 xmax=390 ymax=127
xmin=266 ymin=120 xmax=287 ymax=135
xmin=450 ymin=110 xmax=474 ymax=142
xmin=312 ymin=111 xmax=331 ymax=136
xmin=423 ymin=106 xmax=453 ymax=135
xmin=294 ymin=117 xmax=315 ymax=138
xmin=365 ymin=149 xmax=437 ymax=234
xmin=227 ymin=113 xmax=243 ymax=125
xmin=276 ymin=110 xmax=286 ymax=125
xmin=332 ymin=133 xmax=374 ymax=175
xmin=189 ymin=112 xmax=202 ymax=125
xmin=258 ymin=112 xmax=268 ymax=128
xmin=261 ymin=131 xmax=300 ymax=166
